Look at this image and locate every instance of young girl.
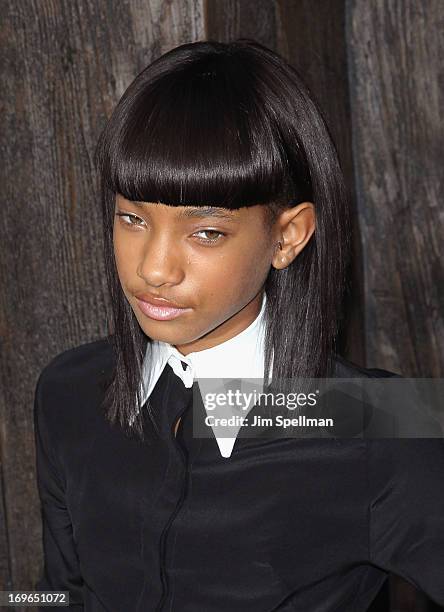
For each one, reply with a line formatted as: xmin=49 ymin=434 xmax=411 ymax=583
xmin=34 ymin=39 xmax=444 ymax=611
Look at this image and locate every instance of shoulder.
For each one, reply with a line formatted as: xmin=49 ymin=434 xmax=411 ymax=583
xmin=35 ymin=336 xmax=116 ymax=432
xmin=331 ymin=353 xmax=402 ymax=378
xmin=34 ymin=337 xmax=117 ymax=482
xmin=368 ymin=438 xmax=444 ymax=485
xmin=37 ymin=335 xmax=115 ymax=392
xmin=367 ymin=438 xmax=444 ymax=576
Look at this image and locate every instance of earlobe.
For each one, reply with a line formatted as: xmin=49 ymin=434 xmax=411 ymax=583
xmin=271 ymin=240 xmax=286 ymax=270
xmin=272 ymin=245 xmax=288 ymax=270
xmin=272 ymin=258 xmax=288 ymax=271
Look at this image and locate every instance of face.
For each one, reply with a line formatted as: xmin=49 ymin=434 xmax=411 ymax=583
xmin=113 ymin=194 xmax=276 ymax=355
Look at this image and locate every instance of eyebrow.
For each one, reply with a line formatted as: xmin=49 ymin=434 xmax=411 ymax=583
xmin=131 ymin=202 xmax=239 ymax=222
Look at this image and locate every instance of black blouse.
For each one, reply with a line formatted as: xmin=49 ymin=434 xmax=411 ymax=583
xmin=33 ymin=337 xmax=444 ymax=611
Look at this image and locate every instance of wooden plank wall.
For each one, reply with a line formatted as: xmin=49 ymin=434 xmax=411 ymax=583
xmin=347 ymin=0 xmax=444 ymax=378
xmin=0 ymin=1 xmax=442 ymax=611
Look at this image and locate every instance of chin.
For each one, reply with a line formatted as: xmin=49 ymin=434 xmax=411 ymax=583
xmin=139 ymin=322 xmax=194 ymax=345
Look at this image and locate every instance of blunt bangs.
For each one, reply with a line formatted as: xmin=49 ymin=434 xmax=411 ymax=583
xmin=94 ymin=41 xmax=312 ymax=209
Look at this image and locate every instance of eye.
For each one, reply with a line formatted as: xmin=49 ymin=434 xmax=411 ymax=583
xmin=115 ymin=212 xmax=145 ymax=228
xmin=193 ymin=229 xmax=226 ymax=245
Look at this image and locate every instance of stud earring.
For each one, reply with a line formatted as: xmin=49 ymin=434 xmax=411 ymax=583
xmin=277 ymin=241 xmax=282 ymax=250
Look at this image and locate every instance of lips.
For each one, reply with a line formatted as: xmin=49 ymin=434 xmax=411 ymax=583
xmin=135 ymin=293 xmax=191 ymax=322
xmin=134 ymin=292 xmax=186 ymax=309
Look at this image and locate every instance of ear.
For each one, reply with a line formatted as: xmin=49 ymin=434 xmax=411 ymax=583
xmin=272 ymin=202 xmax=316 ymax=270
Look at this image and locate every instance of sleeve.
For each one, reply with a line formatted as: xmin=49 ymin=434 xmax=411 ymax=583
xmin=33 ymin=368 xmax=84 ymax=610
xmin=368 ymin=438 xmax=444 ymax=606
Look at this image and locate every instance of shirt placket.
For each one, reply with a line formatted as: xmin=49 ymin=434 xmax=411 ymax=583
xmin=154 ymin=362 xmax=194 ymax=612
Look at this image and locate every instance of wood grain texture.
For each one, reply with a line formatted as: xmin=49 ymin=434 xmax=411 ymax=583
xmin=347 ymin=0 xmax=444 ymax=376
xmin=0 ymin=0 xmax=204 ymax=595
xmin=204 ymin=0 xmax=277 ymax=47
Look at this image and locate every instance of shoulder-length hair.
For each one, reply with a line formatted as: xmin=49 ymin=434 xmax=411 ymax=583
xmin=93 ymin=38 xmax=352 ymax=441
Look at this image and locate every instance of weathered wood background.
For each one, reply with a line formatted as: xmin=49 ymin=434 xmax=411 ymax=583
xmin=0 ymin=1 xmax=442 ymax=611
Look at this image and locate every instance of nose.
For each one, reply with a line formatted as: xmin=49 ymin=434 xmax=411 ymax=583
xmin=137 ymin=232 xmax=185 ymax=287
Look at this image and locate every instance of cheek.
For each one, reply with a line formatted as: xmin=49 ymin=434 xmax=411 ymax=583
xmin=113 ymin=234 xmax=126 ymax=279
xmin=191 ymin=240 xmax=270 ymax=298
xmin=113 ymin=230 xmax=139 ymax=281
